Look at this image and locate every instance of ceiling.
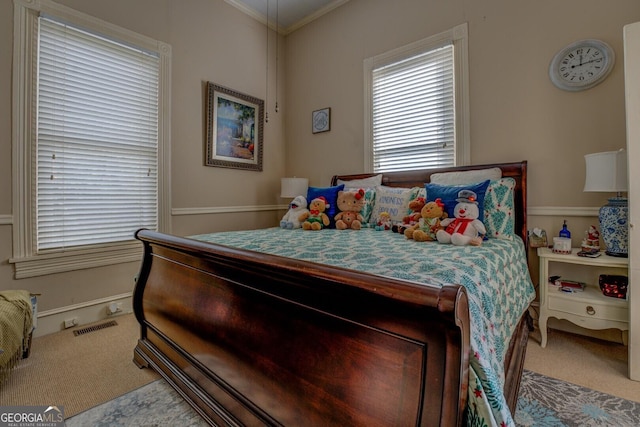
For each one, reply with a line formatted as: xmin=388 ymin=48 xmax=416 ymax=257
xmin=225 ymin=0 xmax=349 ymax=34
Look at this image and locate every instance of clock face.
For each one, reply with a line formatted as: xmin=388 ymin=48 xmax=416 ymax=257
xmin=549 ymin=39 xmax=615 ymax=91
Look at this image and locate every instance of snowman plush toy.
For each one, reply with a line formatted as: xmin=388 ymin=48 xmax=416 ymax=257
xmin=436 ymin=189 xmax=486 ymax=246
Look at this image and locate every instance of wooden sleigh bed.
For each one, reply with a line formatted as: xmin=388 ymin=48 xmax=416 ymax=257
xmin=133 ymin=161 xmax=534 ymax=426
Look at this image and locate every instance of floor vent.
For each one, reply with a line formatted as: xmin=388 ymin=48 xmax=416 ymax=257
xmin=73 ymin=320 xmax=118 ymax=336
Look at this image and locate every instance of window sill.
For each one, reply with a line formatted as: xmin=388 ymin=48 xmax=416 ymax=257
xmin=9 ymin=241 xmax=143 ymax=279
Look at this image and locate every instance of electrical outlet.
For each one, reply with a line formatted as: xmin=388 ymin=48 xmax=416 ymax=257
xmin=107 ymin=302 xmax=123 ymax=315
xmin=64 ymin=317 xmax=78 ymax=329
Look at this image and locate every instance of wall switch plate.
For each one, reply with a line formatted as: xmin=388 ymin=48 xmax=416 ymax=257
xmin=64 ymin=317 xmax=78 ymax=329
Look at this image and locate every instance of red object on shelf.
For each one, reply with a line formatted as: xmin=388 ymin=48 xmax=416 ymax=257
xmin=599 ymin=274 xmax=628 ymax=299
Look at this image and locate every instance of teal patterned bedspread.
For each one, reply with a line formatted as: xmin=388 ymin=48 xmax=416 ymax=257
xmin=192 ymin=228 xmax=536 ymax=427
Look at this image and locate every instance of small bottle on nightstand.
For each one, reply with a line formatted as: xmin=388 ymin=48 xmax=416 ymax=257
xmin=559 ymin=220 xmax=571 ymax=239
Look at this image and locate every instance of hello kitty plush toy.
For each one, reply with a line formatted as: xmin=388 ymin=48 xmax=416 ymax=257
xmin=436 ymin=189 xmax=486 ymax=246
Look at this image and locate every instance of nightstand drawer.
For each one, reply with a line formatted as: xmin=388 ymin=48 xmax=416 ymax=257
xmin=548 ymin=297 xmax=628 ymax=322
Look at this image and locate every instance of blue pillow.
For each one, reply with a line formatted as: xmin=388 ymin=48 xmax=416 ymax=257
xmin=306 ymin=184 xmax=344 ymax=228
xmin=425 ymin=180 xmax=490 ymax=222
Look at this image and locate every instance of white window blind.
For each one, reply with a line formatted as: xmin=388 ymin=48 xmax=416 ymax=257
xmin=37 ymin=16 xmax=160 ymax=251
xmin=372 ymin=44 xmax=455 ymax=173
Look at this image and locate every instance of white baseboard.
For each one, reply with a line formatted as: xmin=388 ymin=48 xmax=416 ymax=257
xmin=33 ymin=293 xmax=133 ymax=337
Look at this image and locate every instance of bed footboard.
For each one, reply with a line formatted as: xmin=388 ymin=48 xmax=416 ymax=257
xmin=133 ymin=229 xmax=470 ymax=426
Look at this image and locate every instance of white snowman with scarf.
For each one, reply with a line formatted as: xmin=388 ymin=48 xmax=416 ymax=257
xmin=436 ymin=189 xmax=486 ymax=246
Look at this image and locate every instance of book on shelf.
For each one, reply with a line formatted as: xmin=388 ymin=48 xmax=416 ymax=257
xmin=577 ymin=248 xmax=602 ymax=258
xmin=548 ymin=277 xmax=585 ymax=292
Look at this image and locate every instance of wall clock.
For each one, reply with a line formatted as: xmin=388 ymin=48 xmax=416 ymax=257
xmin=549 ymin=39 xmax=615 ymax=91
xmin=312 ymin=108 xmax=331 ymax=134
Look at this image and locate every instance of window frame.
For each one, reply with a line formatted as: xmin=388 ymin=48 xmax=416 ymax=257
xmin=11 ymin=0 xmax=172 ymax=279
xmin=363 ymin=23 xmax=470 ymax=173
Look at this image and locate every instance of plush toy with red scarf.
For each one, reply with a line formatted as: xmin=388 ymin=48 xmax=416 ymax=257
xmin=436 ymin=189 xmax=486 ymax=246
xmin=404 ymin=198 xmax=447 ymax=241
xmin=299 ymin=196 xmax=331 ymax=230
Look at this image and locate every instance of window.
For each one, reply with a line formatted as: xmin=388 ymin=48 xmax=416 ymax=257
xmin=364 ymin=23 xmax=469 ymax=173
xmin=11 ymin=0 xmax=171 ymax=278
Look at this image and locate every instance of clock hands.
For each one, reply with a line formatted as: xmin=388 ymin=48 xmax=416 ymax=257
xmin=570 ymin=58 xmax=603 ymax=69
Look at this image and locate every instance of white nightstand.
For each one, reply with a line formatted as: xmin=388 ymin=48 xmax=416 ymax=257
xmin=537 ymin=247 xmax=629 ymax=348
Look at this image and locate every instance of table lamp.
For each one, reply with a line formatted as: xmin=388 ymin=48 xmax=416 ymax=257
xmin=583 ymin=149 xmax=628 ymax=257
xmin=280 ymin=177 xmax=308 ymax=201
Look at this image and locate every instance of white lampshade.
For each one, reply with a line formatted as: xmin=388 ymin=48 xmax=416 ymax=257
xmin=280 ymin=177 xmax=308 ymax=198
xmin=583 ymin=149 xmax=628 ymax=193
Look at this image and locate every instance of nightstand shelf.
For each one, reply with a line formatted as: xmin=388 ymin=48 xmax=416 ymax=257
xmin=537 ymin=247 xmax=629 ymax=348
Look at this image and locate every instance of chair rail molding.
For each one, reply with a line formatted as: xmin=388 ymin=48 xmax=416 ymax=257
xmin=172 ymin=204 xmax=285 ymax=216
xmin=528 ymin=206 xmax=600 ymax=217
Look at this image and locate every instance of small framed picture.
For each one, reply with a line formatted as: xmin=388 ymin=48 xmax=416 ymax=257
xmin=312 ymin=108 xmax=331 ymax=134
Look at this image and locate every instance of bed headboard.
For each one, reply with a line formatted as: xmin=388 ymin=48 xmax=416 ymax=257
xmin=331 ymin=161 xmax=528 ymax=243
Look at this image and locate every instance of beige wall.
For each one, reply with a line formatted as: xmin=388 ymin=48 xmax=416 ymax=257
xmin=0 ymin=0 xmax=285 ymax=321
xmin=282 ymin=0 xmax=639 ymax=343
xmin=2 ymin=0 xmax=639 ymax=333
xmin=284 ymin=0 xmax=639 ymax=209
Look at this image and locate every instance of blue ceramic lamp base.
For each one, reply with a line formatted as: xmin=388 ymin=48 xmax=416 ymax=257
xmin=599 ymin=197 xmax=628 ymax=258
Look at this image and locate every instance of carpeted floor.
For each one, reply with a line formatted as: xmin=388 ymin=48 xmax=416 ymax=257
xmin=0 ymin=314 xmax=158 ymax=417
xmin=64 ymin=369 xmax=640 ymax=426
xmin=524 ymin=326 xmax=640 ymax=402
xmin=4 ymin=313 xmax=640 ymax=426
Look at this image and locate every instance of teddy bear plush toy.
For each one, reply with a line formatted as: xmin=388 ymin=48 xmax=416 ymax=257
xmin=299 ymin=196 xmax=331 ymax=230
xmin=404 ymin=198 xmax=447 ymax=242
xmin=436 ymin=190 xmax=486 ymax=246
xmin=392 ymin=196 xmax=425 ymax=234
xmin=280 ymin=195 xmax=309 ymax=229
xmin=396 ymin=196 xmax=426 ymax=234
xmin=334 ymin=189 xmax=365 ymax=230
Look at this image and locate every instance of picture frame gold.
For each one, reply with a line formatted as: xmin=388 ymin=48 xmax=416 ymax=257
xmin=205 ymin=82 xmax=264 ymax=171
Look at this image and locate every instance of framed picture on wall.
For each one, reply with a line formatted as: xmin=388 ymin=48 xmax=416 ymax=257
xmin=312 ymin=108 xmax=331 ymax=134
xmin=205 ymin=82 xmax=264 ymax=171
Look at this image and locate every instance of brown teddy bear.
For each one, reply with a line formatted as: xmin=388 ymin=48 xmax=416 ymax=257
xmin=393 ymin=196 xmax=426 ymax=234
xmin=334 ymin=189 xmax=365 ymax=230
xmin=405 ymin=198 xmax=447 ymax=242
xmin=299 ymin=197 xmax=331 ymax=230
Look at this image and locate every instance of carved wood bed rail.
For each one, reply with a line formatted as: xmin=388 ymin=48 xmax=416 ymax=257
xmin=133 ymin=161 xmax=530 ymax=426
xmin=133 ymin=230 xmax=470 ymax=426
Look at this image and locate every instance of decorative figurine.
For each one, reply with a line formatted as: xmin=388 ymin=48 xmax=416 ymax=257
xmin=581 ymin=225 xmax=600 ymax=252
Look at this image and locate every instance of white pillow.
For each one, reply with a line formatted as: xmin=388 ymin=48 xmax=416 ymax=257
xmin=336 ymin=174 xmax=383 ymax=188
xmin=430 ymin=167 xmax=502 ymax=185
xmin=369 ymin=185 xmax=419 ymax=225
